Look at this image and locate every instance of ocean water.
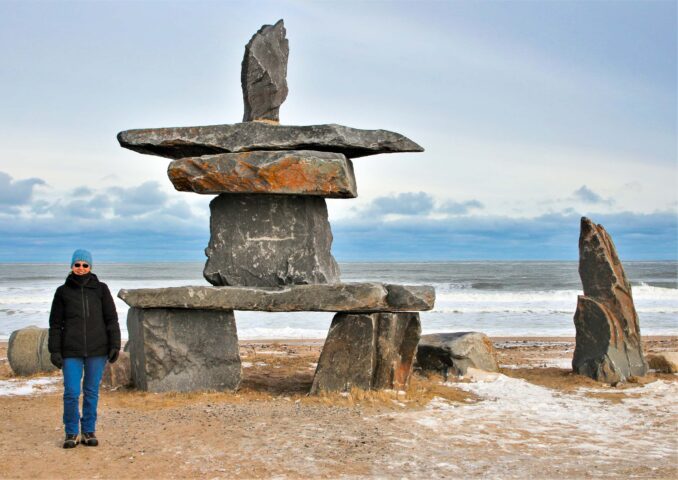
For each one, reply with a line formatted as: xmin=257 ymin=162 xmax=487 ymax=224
xmin=0 ymin=262 xmax=676 ymax=340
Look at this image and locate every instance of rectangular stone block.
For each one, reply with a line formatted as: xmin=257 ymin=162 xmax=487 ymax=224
xmin=127 ymin=307 xmax=241 ymax=393
xmin=310 ymin=313 xmax=377 ymax=393
xmin=204 ymin=193 xmax=340 ymax=286
xmin=310 ymin=312 xmax=421 ymax=394
xmin=167 ymin=150 xmax=357 ymax=198
xmin=373 ymin=312 xmax=421 ymax=389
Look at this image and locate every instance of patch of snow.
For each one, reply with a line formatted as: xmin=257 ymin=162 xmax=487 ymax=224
xmin=501 ymin=359 xmax=572 ymax=369
xmin=416 ymin=416 xmax=441 ymax=427
xmin=241 ymin=362 xmax=253 ymax=368
xmin=464 ymin=368 xmax=501 ymax=382
xmin=494 ymin=341 xmax=573 ymax=349
xmin=375 ymin=374 xmax=678 ymax=476
xmin=422 ymin=374 xmax=678 ymax=461
xmin=0 ymin=377 xmax=59 ymax=396
xmin=532 ymin=358 xmax=573 ymax=369
xmin=436 ymin=462 xmax=460 ymax=471
xmin=500 ymin=364 xmax=533 ymax=370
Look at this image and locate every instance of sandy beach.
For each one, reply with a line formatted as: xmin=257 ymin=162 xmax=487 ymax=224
xmin=0 ymin=336 xmax=676 ymax=479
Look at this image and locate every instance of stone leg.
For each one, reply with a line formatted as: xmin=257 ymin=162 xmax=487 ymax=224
xmin=204 ymin=193 xmax=340 ymax=287
xmin=126 ymin=307 xmax=241 ymax=393
xmin=310 ymin=312 xmax=420 ymax=394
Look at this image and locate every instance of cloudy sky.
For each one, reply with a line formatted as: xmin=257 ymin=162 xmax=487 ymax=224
xmin=1 ymin=0 xmax=676 ymax=262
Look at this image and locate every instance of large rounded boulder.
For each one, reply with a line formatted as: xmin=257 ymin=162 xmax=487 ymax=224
xmin=8 ymin=326 xmax=58 ymax=376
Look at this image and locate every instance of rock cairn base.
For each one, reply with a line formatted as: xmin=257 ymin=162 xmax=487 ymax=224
xmin=310 ymin=312 xmax=421 ymax=393
xmin=127 ymin=308 xmax=242 ymax=392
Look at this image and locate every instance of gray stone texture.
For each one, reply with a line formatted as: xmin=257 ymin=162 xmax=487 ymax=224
xmin=102 ymin=351 xmax=132 ymax=389
xmin=310 ymin=312 xmax=421 ymax=394
xmin=8 ymin=326 xmax=57 ymax=376
xmin=117 ymin=122 xmax=424 ymax=160
xmin=573 ymin=217 xmax=648 ymax=384
xmin=126 ymin=307 xmax=241 ymax=392
xmin=203 ymin=193 xmax=340 ymax=287
xmin=118 ymin=283 xmax=435 ymax=312
xmin=167 ymin=150 xmax=357 ymax=198
xmin=416 ymin=332 xmax=499 ymax=377
xmin=241 ymin=19 xmax=288 ymax=122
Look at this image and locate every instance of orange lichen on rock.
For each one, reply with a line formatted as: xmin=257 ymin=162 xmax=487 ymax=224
xmin=167 ymin=150 xmax=357 ymax=198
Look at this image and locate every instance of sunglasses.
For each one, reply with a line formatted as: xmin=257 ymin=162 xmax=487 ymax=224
xmin=73 ymin=263 xmax=90 ymax=268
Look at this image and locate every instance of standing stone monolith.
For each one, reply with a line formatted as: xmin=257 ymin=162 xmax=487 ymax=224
xmin=572 ymin=217 xmax=648 ymax=383
xmin=242 ymin=19 xmax=288 ymax=122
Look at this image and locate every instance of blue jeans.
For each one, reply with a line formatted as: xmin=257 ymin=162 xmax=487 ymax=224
xmin=62 ymin=356 xmax=107 ymax=435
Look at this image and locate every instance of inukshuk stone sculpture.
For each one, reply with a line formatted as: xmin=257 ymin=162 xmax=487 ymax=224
xmin=572 ymin=217 xmax=648 ymax=384
xmin=117 ymin=20 xmax=433 ymax=393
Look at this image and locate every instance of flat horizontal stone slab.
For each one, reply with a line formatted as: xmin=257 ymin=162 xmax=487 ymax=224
xmin=118 ymin=122 xmax=424 ymax=159
xmin=118 ymin=283 xmax=435 ymax=312
xmin=168 ymin=150 xmax=357 ymax=197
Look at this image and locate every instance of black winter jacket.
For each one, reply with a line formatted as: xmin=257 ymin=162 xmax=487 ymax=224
xmin=48 ymin=273 xmax=121 ymax=358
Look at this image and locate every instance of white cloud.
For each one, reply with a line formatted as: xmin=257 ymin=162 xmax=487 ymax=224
xmin=571 ymin=185 xmax=615 ymax=206
xmin=0 ymin=171 xmax=46 ymax=207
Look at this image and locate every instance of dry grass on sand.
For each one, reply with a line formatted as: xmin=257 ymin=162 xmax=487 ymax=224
xmin=0 ymin=337 xmax=676 ymax=479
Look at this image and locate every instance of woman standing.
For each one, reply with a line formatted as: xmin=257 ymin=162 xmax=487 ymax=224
xmin=48 ymin=249 xmax=121 ymax=448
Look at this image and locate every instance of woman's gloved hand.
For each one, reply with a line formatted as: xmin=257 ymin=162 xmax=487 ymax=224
xmin=108 ymin=348 xmax=120 ymax=364
xmin=50 ymin=352 xmax=63 ymax=369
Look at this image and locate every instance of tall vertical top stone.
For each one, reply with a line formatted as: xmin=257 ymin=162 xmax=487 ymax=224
xmin=241 ymin=19 xmax=289 ymax=123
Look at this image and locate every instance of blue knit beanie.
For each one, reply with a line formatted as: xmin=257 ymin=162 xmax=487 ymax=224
xmin=71 ymin=249 xmax=93 ymax=267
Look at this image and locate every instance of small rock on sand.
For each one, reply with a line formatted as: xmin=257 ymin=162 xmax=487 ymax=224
xmin=647 ymin=352 xmax=678 ymax=373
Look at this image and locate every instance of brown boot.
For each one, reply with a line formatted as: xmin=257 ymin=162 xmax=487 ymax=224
xmin=81 ymin=432 xmax=98 ymax=447
xmin=63 ymin=434 xmax=78 ymax=449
